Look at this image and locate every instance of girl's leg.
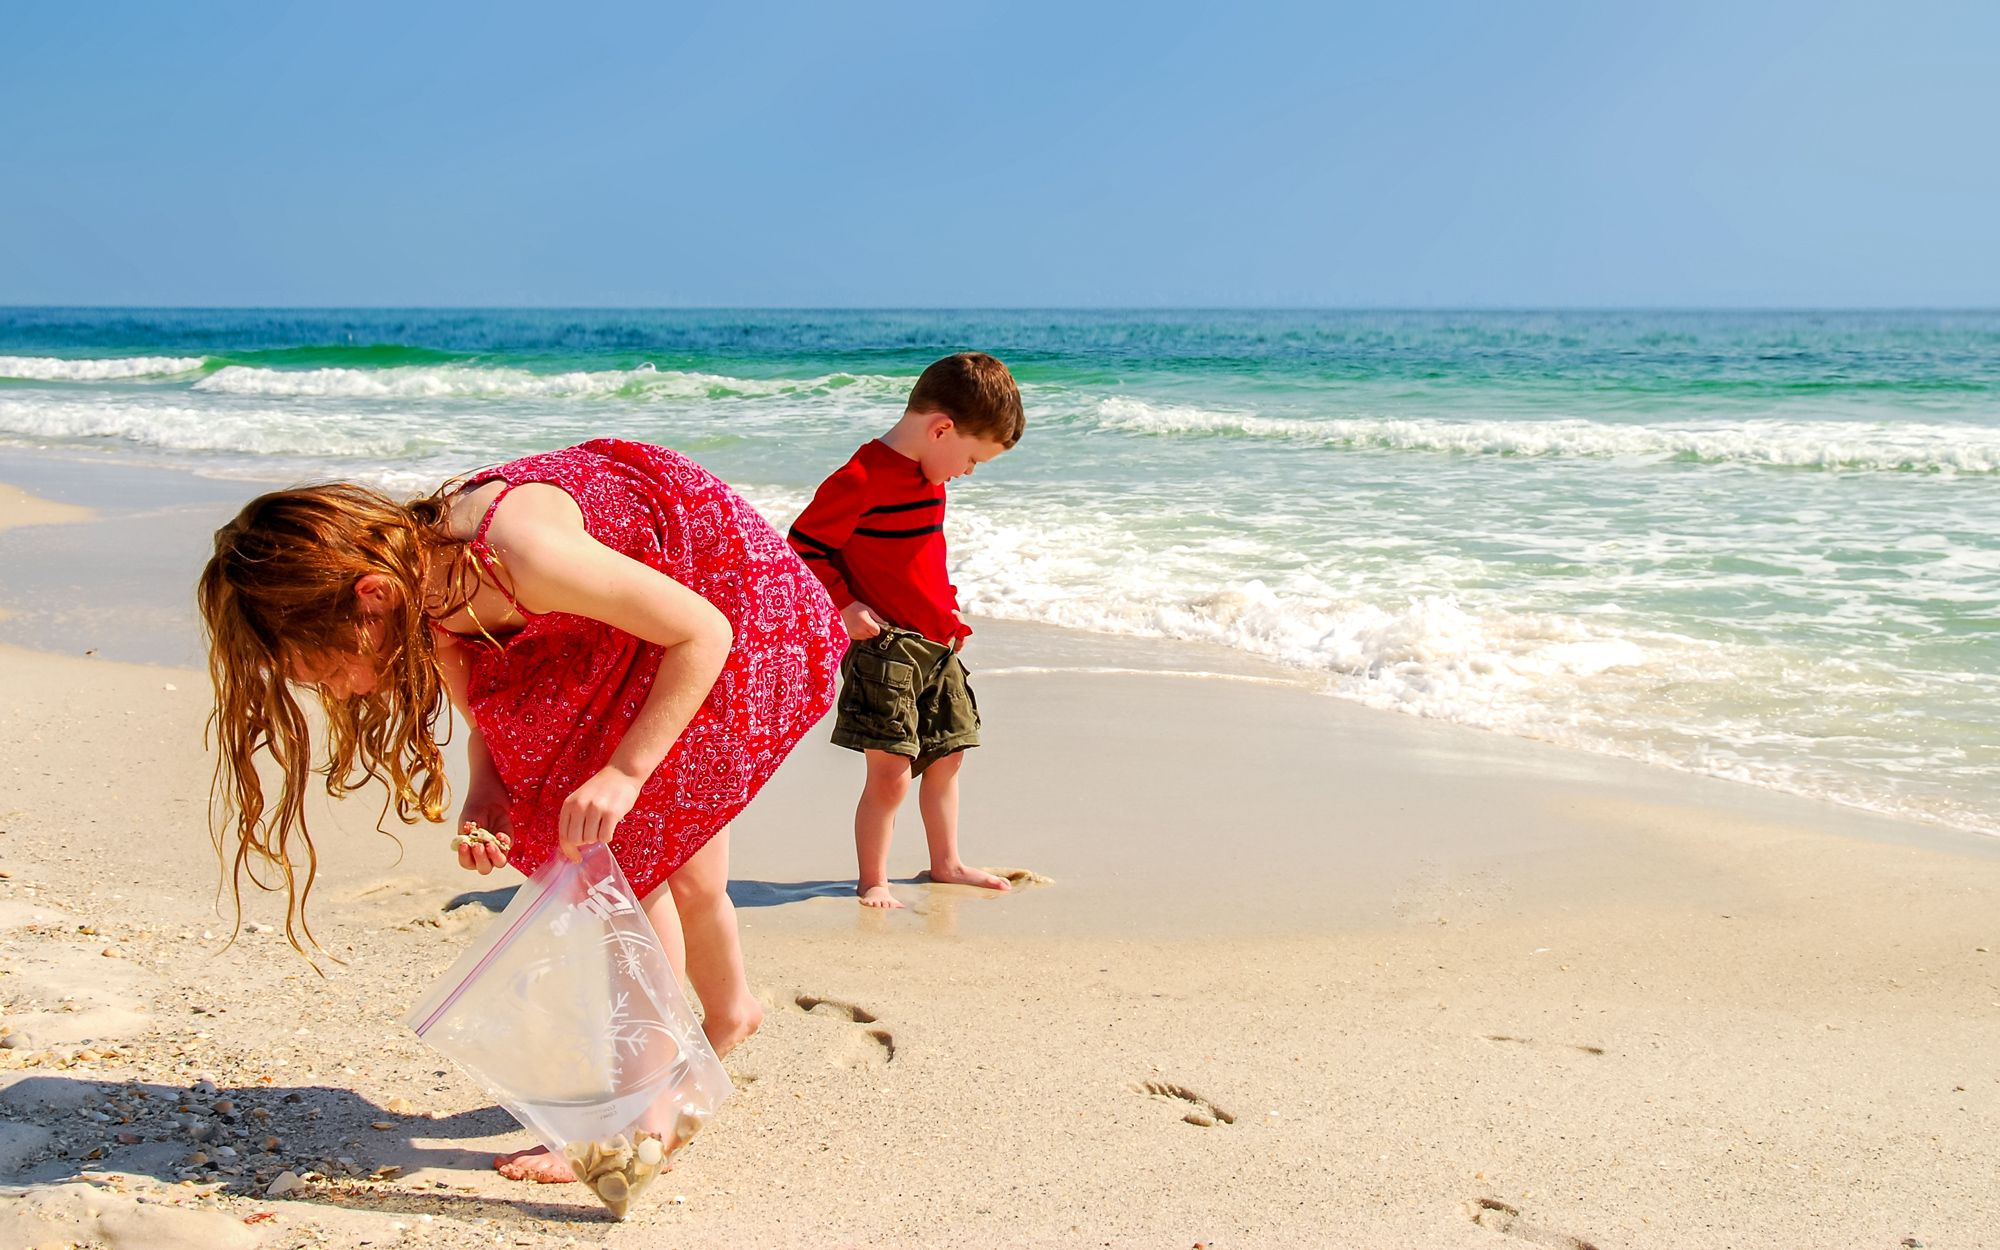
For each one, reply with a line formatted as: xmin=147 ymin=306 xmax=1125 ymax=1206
xmin=664 ymin=824 xmax=762 ymax=1057
xmin=918 ymin=751 xmax=1008 ymax=890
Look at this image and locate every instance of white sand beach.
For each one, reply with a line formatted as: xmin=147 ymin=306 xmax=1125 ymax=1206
xmin=0 ymin=458 xmax=1995 ymax=1249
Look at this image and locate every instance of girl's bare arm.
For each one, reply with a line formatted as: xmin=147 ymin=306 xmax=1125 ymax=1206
xmin=476 ymin=483 xmax=733 ymax=851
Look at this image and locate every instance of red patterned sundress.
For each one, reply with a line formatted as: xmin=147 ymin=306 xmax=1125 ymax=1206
xmin=446 ymin=439 xmax=845 ymax=899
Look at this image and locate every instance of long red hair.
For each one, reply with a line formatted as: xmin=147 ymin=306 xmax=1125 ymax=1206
xmin=198 ymin=481 xmax=483 ymax=958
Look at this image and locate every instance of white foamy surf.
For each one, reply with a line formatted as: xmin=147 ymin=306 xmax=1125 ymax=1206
xmin=1093 ymin=396 xmax=2000 ymax=473
xmin=0 ymin=355 xmax=208 ymax=382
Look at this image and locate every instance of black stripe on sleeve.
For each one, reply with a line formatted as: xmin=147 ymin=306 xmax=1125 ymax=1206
xmin=797 ymin=549 xmax=829 ymax=561
xmin=861 ymin=497 xmax=943 ymax=517
xmin=787 ymin=526 xmax=837 ymax=555
xmin=852 ymin=523 xmax=944 ymax=539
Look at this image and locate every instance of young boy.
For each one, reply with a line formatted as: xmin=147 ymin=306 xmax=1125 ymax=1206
xmin=788 ymin=352 xmax=1025 ymax=909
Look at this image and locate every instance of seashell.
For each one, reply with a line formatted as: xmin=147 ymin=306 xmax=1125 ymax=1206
xmin=670 ymin=1106 xmax=708 ymax=1152
xmin=595 ymin=1171 xmax=629 ymax=1205
xmin=636 ymin=1136 xmax=664 ymax=1167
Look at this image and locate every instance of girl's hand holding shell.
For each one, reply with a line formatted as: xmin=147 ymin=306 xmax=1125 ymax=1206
xmin=452 ymin=821 xmax=512 ymax=874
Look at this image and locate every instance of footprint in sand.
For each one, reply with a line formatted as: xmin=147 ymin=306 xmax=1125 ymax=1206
xmin=794 ymin=994 xmax=895 ymax=1065
xmin=994 ymin=867 xmax=1053 ymax=887
xmin=794 ymin=994 xmax=877 ymax=1024
xmin=349 ymin=876 xmax=429 ymax=902
xmin=1133 ymin=1081 xmax=1235 ymax=1128
xmin=849 ymin=1029 xmax=895 ymax=1065
xmin=1483 ymin=1034 xmax=1607 ymax=1056
xmin=1466 ymin=1198 xmax=1602 ymax=1250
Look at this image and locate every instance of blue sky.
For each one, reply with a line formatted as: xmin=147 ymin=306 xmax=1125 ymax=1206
xmin=3 ymin=1 xmax=1995 ymax=307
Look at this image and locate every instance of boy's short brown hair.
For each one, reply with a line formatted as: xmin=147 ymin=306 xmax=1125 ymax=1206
xmin=906 ymin=352 xmax=1025 ymax=448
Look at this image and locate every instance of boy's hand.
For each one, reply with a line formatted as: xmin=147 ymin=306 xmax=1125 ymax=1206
xmin=842 ymin=601 xmax=885 ymax=641
xmin=951 ymin=610 xmax=967 ymax=652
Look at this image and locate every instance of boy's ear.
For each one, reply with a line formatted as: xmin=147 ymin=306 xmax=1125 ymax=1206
xmin=921 ymin=411 xmax=957 ymax=440
xmin=353 ymin=572 xmax=400 ymax=615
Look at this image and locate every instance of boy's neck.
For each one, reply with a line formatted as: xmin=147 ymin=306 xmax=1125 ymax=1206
xmin=877 ymin=411 xmax=933 ymax=461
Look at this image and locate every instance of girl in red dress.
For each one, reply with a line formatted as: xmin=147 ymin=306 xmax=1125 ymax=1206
xmin=200 ymin=438 xmax=845 ymax=1183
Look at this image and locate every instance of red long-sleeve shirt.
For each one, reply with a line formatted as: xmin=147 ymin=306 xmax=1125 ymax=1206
xmin=787 ymin=440 xmax=970 ymax=646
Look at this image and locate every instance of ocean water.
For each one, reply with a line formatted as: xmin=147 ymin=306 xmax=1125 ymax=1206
xmin=1 ymin=308 xmax=1995 ymax=835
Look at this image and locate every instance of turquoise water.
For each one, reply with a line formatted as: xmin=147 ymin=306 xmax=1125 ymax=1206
xmin=2 ymin=309 xmax=1994 ymax=834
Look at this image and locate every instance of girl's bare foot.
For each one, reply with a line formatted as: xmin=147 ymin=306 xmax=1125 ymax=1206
xmin=703 ymin=995 xmax=764 ymax=1058
xmin=926 ymin=862 xmax=1012 ymax=891
xmin=494 ymin=1146 xmax=573 ymax=1183
xmin=858 ymin=883 xmax=905 ymax=909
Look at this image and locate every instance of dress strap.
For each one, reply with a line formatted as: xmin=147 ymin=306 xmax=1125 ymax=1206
xmin=467 ymin=480 xmax=529 ymax=616
xmin=473 ymin=480 xmax=514 ymax=548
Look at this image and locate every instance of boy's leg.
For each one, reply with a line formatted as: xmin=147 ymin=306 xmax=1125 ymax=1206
xmin=917 ymin=751 xmax=1010 ymax=891
xmin=666 ymin=824 xmax=763 ymax=1057
xmin=856 ymin=748 xmax=913 ymax=908
xmin=495 ymin=872 xmax=697 ymax=1185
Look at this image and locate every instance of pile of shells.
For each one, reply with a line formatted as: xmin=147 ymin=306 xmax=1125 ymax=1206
xmin=562 ymin=1105 xmax=709 ymax=1219
xmin=451 ymin=823 xmax=510 ymax=854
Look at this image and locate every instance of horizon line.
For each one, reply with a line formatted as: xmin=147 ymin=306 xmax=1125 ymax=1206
xmin=4 ymin=303 xmax=2000 ymax=315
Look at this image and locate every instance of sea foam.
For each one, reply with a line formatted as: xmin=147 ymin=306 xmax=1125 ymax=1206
xmin=1093 ymin=396 xmax=2000 ymax=473
xmin=193 ymin=364 xmax=904 ymax=401
xmin=0 ymin=397 xmax=444 ymax=458
xmin=0 ymin=355 xmax=208 ymax=382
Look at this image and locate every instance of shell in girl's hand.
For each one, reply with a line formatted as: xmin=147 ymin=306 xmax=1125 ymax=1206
xmin=450 ymin=823 xmax=511 ymax=854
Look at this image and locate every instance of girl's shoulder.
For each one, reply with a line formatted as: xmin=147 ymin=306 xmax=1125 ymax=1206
xmin=470 ymin=480 xmax=588 ymax=555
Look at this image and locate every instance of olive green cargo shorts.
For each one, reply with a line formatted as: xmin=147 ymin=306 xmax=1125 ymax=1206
xmin=830 ymin=626 xmax=980 ymax=774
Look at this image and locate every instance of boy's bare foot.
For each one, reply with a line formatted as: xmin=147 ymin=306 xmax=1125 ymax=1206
xmin=926 ymin=863 xmax=1013 ymax=892
xmin=494 ymin=1146 xmax=573 ymax=1183
xmin=703 ymin=996 xmax=764 ymax=1058
xmin=858 ymin=883 xmax=905 ymax=909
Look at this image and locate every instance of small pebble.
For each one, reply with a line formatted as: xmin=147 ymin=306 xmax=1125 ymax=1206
xmin=370 ymin=1120 xmax=396 ymax=1130
xmin=101 ymin=947 xmax=125 ymax=959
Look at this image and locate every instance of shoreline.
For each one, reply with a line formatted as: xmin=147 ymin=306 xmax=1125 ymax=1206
xmin=0 ymin=443 xmax=1991 ymax=851
xmin=0 ymin=455 xmax=1996 ymax=1244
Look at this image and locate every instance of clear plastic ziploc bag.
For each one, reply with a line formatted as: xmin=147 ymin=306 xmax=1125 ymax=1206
xmin=406 ymin=843 xmax=730 ymax=1218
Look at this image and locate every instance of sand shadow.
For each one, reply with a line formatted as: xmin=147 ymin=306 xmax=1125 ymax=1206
xmin=727 ymin=877 xmax=924 ymax=907
xmin=443 ymin=886 xmax=518 ymax=913
xmin=1 ymin=1074 xmax=616 ymax=1222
